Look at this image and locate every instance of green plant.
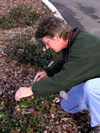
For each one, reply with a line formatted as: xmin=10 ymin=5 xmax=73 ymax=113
xmin=0 ymin=93 xmax=56 ymax=133
xmin=0 ymin=5 xmax=40 ymax=29
xmin=7 ymin=29 xmax=61 ymax=67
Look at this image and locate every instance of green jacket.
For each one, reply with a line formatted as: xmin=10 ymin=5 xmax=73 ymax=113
xmin=32 ymin=27 xmax=100 ymax=96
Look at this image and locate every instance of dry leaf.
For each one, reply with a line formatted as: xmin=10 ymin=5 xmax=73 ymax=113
xmin=33 ymin=111 xmax=38 ymax=119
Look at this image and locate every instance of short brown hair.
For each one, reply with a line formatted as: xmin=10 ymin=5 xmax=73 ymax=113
xmin=35 ymin=16 xmax=72 ymax=40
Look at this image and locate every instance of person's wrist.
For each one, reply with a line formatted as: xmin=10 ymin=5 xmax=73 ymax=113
xmin=29 ymin=87 xmax=33 ymax=95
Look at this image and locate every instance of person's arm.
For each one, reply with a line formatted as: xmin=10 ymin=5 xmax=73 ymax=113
xmin=44 ymin=59 xmax=64 ymax=76
xmin=32 ymin=42 xmax=97 ymax=96
xmin=44 ymin=49 xmax=67 ymax=76
xmin=15 ymin=60 xmax=64 ymax=101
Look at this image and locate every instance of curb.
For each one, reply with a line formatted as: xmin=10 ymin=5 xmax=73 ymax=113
xmin=42 ymin=0 xmax=67 ymax=23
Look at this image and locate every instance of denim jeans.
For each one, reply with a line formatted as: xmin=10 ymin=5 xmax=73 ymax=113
xmin=60 ymin=78 xmax=100 ymax=127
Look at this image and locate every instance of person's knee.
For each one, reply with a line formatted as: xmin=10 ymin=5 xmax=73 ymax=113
xmin=60 ymin=99 xmax=76 ymax=114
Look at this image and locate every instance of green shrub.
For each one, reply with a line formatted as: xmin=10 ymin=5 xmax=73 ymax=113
xmin=0 ymin=5 xmax=40 ymax=29
xmin=7 ymin=29 xmax=61 ymax=67
xmin=0 ymin=94 xmax=55 ymax=133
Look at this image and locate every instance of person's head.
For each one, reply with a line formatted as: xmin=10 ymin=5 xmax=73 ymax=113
xmin=35 ymin=16 xmax=72 ymax=52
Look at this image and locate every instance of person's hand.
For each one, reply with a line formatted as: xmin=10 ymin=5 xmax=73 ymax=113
xmin=15 ymin=87 xmax=33 ymax=101
xmin=34 ymin=71 xmax=47 ymax=82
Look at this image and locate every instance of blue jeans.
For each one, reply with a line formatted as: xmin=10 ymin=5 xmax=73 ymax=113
xmin=60 ymin=78 xmax=100 ymax=127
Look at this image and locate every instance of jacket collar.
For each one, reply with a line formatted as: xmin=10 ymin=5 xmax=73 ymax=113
xmin=69 ymin=27 xmax=81 ymax=46
xmin=62 ymin=27 xmax=81 ymax=62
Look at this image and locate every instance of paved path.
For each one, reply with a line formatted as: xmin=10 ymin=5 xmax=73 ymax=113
xmin=50 ymin=0 xmax=100 ymax=36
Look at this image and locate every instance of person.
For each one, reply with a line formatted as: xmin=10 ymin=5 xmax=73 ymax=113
xmin=15 ymin=16 xmax=100 ymax=132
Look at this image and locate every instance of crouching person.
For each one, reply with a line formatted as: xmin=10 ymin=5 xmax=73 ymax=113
xmin=15 ymin=16 xmax=100 ymax=132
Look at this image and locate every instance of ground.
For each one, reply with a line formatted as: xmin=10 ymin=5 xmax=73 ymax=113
xmin=0 ymin=0 xmax=91 ymax=132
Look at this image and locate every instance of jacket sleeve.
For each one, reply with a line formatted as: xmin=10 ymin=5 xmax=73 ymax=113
xmin=43 ymin=60 xmax=64 ymax=77
xmin=32 ymin=39 xmax=98 ymax=96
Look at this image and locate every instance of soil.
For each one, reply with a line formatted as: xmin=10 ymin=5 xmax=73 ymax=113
xmin=0 ymin=0 xmax=91 ymax=132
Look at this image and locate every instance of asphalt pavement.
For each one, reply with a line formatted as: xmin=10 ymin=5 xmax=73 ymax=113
xmin=50 ymin=0 xmax=100 ymax=36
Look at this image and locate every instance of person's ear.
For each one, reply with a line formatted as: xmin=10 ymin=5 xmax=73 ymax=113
xmin=53 ymin=35 xmax=60 ymax=41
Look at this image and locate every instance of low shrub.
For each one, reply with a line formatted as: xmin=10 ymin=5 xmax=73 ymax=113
xmin=0 ymin=5 xmax=39 ymax=29
xmin=0 ymin=94 xmax=56 ymax=133
xmin=7 ymin=28 xmax=61 ymax=67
